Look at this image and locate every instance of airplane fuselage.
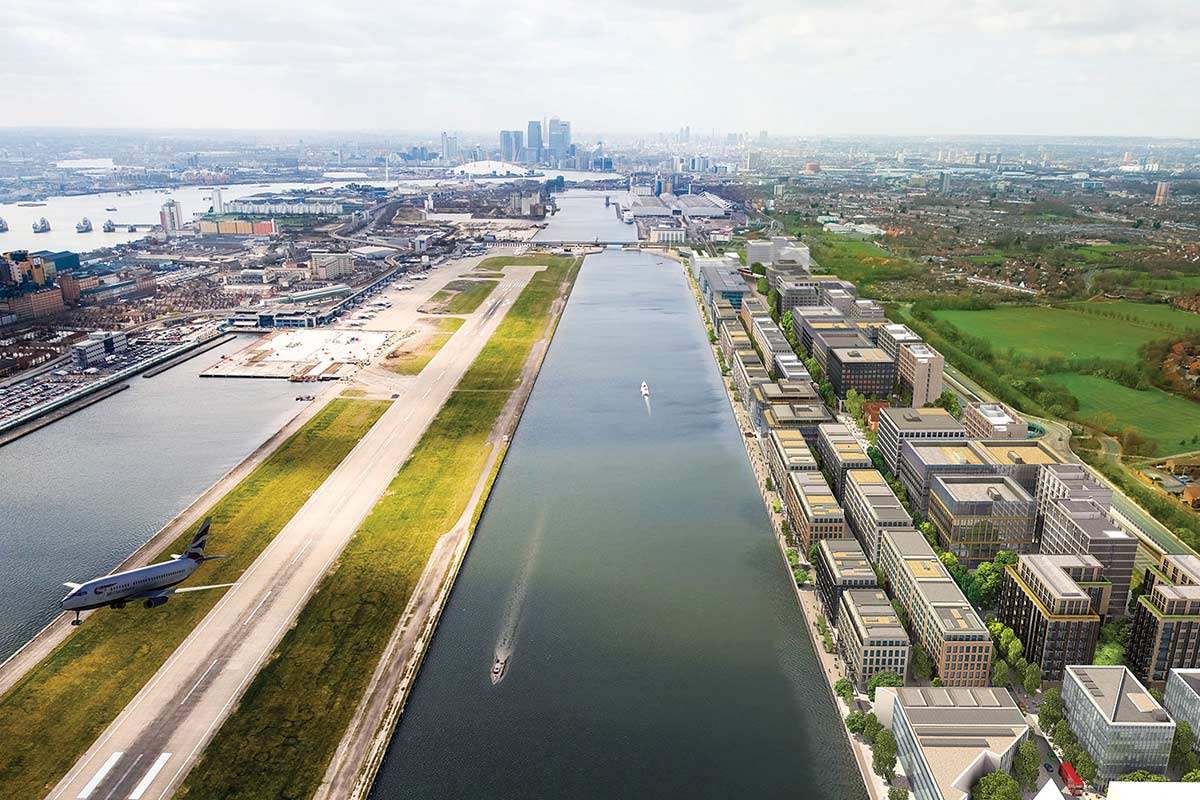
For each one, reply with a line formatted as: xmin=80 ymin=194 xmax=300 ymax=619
xmin=61 ymin=558 xmax=198 ymax=612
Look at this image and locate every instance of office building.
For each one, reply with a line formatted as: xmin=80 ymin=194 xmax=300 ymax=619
xmin=1041 ymin=498 xmax=1137 ymax=617
xmin=875 ymin=686 xmax=1029 ymax=800
xmin=997 ymin=554 xmax=1108 ymax=680
xmin=751 ymin=380 xmax=819 ymax=432
xmin=1034 ymin=463 xmax=1112 ymax=533
xmin=548 ymin=117 xmax=571 ymax=158
xmin=898 ymin=343 xmax=944 ymax=408
xmin=877 ymin=407 xmax=965 ymax=474
xmin=839 ymin=589 xmax=910 ymax=692
xmin=962 ymin=402 xmax=1025 ymax=440
xmin=526 ymin=120 xmax=543 ymax=161
xmin=762 ymin=428 xmax=818 ymax=498
xmin=210 ymin=187 xmax=224 ymax=215
xmin=827 ymin=346 xmax=895 ymax=399
xmin=843 ymin=468 xmax=913 ymax=562
xmin=308 ymin=251 xmax=353 ymax=280
xmin=897 ymin=440 xmax=994 ymax=517
xmin=927 ymin=475 xmax=1036 ymax=568
xmin=813 ymin=538 xmax=876 ymax=626
xmin=70 ymin=330 xmax=128 ymax=368
xmin=878 ymin=528 xmax=992 ymax=686
xmin=1128 ymin=554 xmax=1200 ymax=683
xmin=816 ymin=423 xmax=872 ymax=501
xmin=785 ymin=470 xmax=847 ymax=550
xmin=877 ymin=323 xmax=923 ymax=361
xmin=970 ymin=440 xmax=1063 ymax=496
xmin=1163 ymin=669 xmax=1200 ymax=754
xmin=762 ymin=402 xmax=832 ymax=446
xmin=1061 ymin=665 xmax=1173 ymax=789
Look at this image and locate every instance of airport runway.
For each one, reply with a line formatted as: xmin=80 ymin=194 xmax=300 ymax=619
xmin=47 ymin=267 xmax=540 ymax=800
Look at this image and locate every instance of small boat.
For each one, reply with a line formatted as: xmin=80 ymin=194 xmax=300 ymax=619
xmin=105 ymin=207 xmax=117 ymax=212
xmin=490 ymin=654 xmax=508 ymax=685
xmin=18 ymin=202 xmax=46 ymax=207
xmin=32 ymin=217 xmax=50 ymax=233
xmin=641 ymin=381 xmax=650 ymax=397
xmin=127 ymin=225 xmax=137 ymax=232
xmin=102 ymin=219 xmax=117 ymax=233
xmin=76 ymin=217 xmax=93 ymax=233
xmin=0 ymin=217 xmax=8 ymax=233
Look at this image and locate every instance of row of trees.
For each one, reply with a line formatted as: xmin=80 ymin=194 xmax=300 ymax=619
xmin=985 ymin=621 xmax=1042 ymax=695
xmin=845 ymin=711 xmax=899 ymax=786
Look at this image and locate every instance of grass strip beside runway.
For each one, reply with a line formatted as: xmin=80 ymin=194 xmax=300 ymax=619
xmin=0 ymin=398 xmax=390 ymax=799
xmin=383 ymin=317 xmax=465 ymax=375
xmin=177 ymin=256 xmax=581 ymax=800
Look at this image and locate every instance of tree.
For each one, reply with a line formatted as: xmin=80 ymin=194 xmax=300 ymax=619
xmin=873 ymin=730 xmax=897 ymax=782
xmin=1183 ymin=768 xmax=1200 ymax=781
xmin=1051 ymin=719 xmax=1074 ymax=749
xmin=931 ymin=388 xmax=962 ymax=419
xmin=1039 ymin=687 xmax=1063 ymax=730
xmin=757 ymin=276 xmax=769 ymax=295
xmin=1115 ymin=770 xmax=1166 ymax=782
xmin=1023 ymin=663 xmax=1042 ymax=695
xmin=868 ymin=670 xmax=904 ymax=701
xmin=751 ymin=262 xmax=766 ymax=275
xmin=863 ymin=713 xmax=883 ymax=745
xmin=992 ymin=660 xmax=1010 ymax=687
xmin=910 ymin=643 xmax=934 ymax=682
xmin=846 ymin=711 xmax=867 ymax=735
xmin=970 ymin=770 xmax=1020 ymax=800
xmin=1012 ymin=739 xmax=1041 ymax=792
xmin=1006 ymin=639 xmax=1024 ymax=666
xmin=999 ymin=627 xmax=1016 ymax=653
xmin=793 ymin=568 xmax=809 ymax=586
xmin=888 ymin=787 xmax=908 ymax=800
xmin=1072 ymin=750 xmax=1097 ymax=784
xmin=1171 ymin=720 xmax=1196 ymax=773
xmin=834 ymin=677 xmax=855 ymax=704
xmin=809 ymin=543 xmax=820 ymax=563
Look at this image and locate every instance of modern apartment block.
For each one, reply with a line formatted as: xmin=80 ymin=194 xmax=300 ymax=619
xmin=762 ymin=428 xmax=819 ymax=499
xmin=1128 ymin=554 xmax=1200 ymax=683
xmin=826 ymin=346 xmax=896 ymax=399
xmin=816 ymin=423 xmax=872 ymax=501
xmin=962 ymin=402 xmax=1026 ymax=440
xmin=843 ymin=468 xmax=914 ymax=562
xmin=1061 ymin=665 xmax=1174 ymax=789
xmin=1034 ymin=462 xmax=1112 ymax=535
xmin=1163 ymin=669 xmax=1200 ymax=754
xmin=877 ymin=407 xmax=965 ymax=474
xmin=997 ymin=554 xmax=1108 ymax=681
xmin=785 ymin=469 xmax=848 ymax=550
xmin=878 ymin=528 xmax=992 ymax=686
xmin=927 ymin=475 xmax=1036 ymax=568
xmin=875 ymin=686 xmax=1029 ymax=800
xmin=898 ymin=342 xmax=945 ymax=408
xmin=877 ymin=323 xmax=923 ymax=361
xmin=839 ymin=589 xmax=911 ymax=691
xmin=1041 ymin=498 xmax=1137 ymax=617
xmin=813 ymin=538 xmax=877 ymax=626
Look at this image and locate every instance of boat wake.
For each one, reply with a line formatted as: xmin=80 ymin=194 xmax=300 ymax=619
xmin=492 ymin=511 xmax=546 ymax=684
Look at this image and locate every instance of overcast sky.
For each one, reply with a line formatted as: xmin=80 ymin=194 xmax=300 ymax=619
xmin=4 ymin=0 xmax=1198 ymax=138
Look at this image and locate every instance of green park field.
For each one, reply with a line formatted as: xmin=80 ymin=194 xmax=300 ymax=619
xmin=1045 ymin=373 xmax=1200 ymax=454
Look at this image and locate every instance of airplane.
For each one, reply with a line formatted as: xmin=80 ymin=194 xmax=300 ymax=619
xmin=60 ymin=518 xmax=232 ymax=625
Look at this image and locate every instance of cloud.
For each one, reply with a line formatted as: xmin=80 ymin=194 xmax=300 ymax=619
xmin=0 ymin=0 xmax=1196 ymax=136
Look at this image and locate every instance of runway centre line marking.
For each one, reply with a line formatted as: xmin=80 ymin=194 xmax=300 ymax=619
xmin=76 ymin=752 xmax=123 ymax=799
xmin=127 ymin=753 xmax=171 ymax=800
xmin=243 ymin=592 xmax=273 ymax=627
xmin=287 ymin=540 xmax=312 ymax=568
xmin=100 ymin=753 xmax=142 ymax=800
xmin=179 ymin=659 xmax=220 ymax=706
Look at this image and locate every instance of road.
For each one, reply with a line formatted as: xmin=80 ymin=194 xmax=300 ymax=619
xmin=47 ymin=267 xmax=540 ymax=800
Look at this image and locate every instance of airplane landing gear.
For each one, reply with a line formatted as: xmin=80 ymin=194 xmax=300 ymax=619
xmin=71 ymin=611 xmax=81 ymax=626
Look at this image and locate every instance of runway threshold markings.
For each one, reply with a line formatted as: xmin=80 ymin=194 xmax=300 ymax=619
xmin=76 ymin=751 xmax=123 ymax=799
xmin=100 ymin=753 xmax=141 ymax=800
xmin=128 ymin=752 xmax=170 ymax=800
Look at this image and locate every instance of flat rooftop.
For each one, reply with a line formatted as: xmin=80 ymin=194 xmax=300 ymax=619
xmin=1053 ymin=499 xmax=1135 ymax=543
xmin=790 ymin=471 xmax=843 ymax=519
xmin=845 ymin=589 xmax=908 ymax=640
xmin=820 ymin=539 xmax=876 ymax=583
xmin=1020 ymin=555 xmax=1095 ymax=602
xmin=906 ymin=441 xmax=986 ymax=467
xmin=768 ymin=429 xmax=819 ymax=470
xmin=846 ymin=470 xmax=912 ymax=524
xmin=973 ymin=402 xmax=1018 ymax=426
xmin=882 ymin=407 xmax=965 ymax=433
xmin=934 ymin=475 xmax=1031 ymax=504
xmin=975 ymin=440 xmax=1060 ymax=466
xmin=766 ymin=403 xmax=832 ymax=426
xmin=832 ymin=347 xmax=892 ymax=364
xmin=1066 ymin=666 xmax=1172 ymax=725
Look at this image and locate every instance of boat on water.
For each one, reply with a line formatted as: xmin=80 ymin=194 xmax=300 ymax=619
xmin=32 ymin=217 xmax=50 ymax=233
xmin=105 ymin=207 xmax=117 ymax=212
xmin=102 ymin=219 xmax=117 ymax=233
xmin=127 ymin=225 xmax=137 ymax=232
xmin=0 ymin=217 xmax=8 ymax=233
xmin=76 ymin=217 xmax=93 ymax=233
xmin=641 ymin=381 xmax=650 ymax=397
xmin=17 ymin=202 xmax=46 ymax=207
xmin=490 ymin=654 xmax=508 ymax=685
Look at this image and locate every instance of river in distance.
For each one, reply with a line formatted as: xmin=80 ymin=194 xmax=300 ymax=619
xmin=0 ymin=335 xmax=301 ymax=660
xmin=369 ymin=237 xmax=864 ymax=798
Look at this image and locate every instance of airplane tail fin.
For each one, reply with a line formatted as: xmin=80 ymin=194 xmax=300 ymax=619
xmin=183 ymin=518 xmax=212 ymax=561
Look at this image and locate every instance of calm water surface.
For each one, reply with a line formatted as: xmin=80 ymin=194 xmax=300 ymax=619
xmin=369 ymin=236 xmax=864 ymax=798
xmin=0 ymin=336 xmax=301 ymax=659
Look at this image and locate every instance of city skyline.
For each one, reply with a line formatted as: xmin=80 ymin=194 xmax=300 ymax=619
xmin=4 ymin=0 xmax=1200 ymax=137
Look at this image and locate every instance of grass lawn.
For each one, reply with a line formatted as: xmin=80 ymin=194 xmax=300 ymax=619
xmin=176 ymin=256 xmax=582 ymax=800
xmin=382 ymin=317 xmax=464 ymax=375
xmin=1044 ymin=373 xmax=1200 ymax=454
xmin=806 ymin=234 xmax=925 ymax=293
xmin=1066 ymin=299 xmax=1200 ymax=333
xmin=425 ymin=279 xmax=498 ymax=314
xmin=930 ymin=305 xmax=1173 ymax=363
xmin=0 ymin=398 xmax=389 ymax=800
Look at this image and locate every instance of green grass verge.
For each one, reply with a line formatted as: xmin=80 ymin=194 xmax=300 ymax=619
xmin=0 ymin=398 xmax=389 ymax=799
xmin=1044 ymin=373 xmax=1200 ymax=454
xmin=383 ymin=317 xmax=464 ymax=375
xmin=176 ymin=256 xmax=582 ymax=800
xmin=426 ymin=279 xmax=498 ymax=315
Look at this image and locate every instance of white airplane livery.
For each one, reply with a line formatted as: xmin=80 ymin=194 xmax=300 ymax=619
xmin=60 ymin=518 xmax=231 ymax=624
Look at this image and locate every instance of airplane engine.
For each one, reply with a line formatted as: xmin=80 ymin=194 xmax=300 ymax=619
xmin=144 ymin=596 xmax=169 ymax=609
